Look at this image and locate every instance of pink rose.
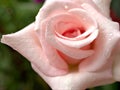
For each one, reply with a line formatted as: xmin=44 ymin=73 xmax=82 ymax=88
xmin=1 ymin=0 xmax=120 ymax=90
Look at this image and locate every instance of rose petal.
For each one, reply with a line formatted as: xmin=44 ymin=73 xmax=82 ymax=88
xmin=45 ymin=8 xmax=98 ymax=48
xmin=69 ymin=8 xmax=97 ymax=29
xmin=35 ymin=0 xmax=78 ymax=30
xmin=78 ymin=4 xmax=120 ymax=71
xmin=54 ymin=8 xmax=98 ymax=41
xmin=31 ymin=63 xmax=114 ymax=90
xmin=56 ymin=25 xmax=97 ymax=41
xmin=35 ymin=0 xmax=99 ymax=30
xmin=74 ymin=0 xmax=111 ymax=18
xmin=37 ymin=21 xmax=69 ymax=71
xmin=45 ymin=14 xmax=94 ymax=59
xmin=56 ymin=29 xmax=98 ymax=48
xmin=92 ymin=0 xmax=111 ymax=18
xmin=112 ymin=41 xmax=120 ymax=81
xmin=1 ymin=23 xmax=68 ymax=76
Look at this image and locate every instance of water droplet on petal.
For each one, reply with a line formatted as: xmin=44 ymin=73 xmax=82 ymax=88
xmin=107 ymin=33 xmax=113 ymax=41
xmin=109 ymin=33 xmax=113 ymax=36
xmin=108 ymin=38 xmax=112 ymax=41
xmin=64 ymin=5 xmax=69 ymax=10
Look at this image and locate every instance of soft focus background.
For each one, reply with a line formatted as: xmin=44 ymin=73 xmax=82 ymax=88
xmin=0 ymin=0 xmax=120 ymax=90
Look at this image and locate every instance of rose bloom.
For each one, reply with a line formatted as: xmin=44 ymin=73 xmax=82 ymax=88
xmin=1 ymin=0 xmax=120 ymax=90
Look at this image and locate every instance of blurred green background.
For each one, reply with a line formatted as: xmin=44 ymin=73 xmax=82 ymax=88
xmin=0 ymin=0 xmax=120 ymax=90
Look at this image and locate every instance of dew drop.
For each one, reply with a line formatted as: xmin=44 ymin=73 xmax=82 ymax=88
xmin=107 ymin=33 xmax=113 ymax=41
xmin=108 ymin=38 xmax=112 ymax=41
xmin=109 ymin=33 xmax=113 ymax=36
xmin=108 ymin=33 xmax=113 ymax=40
xmin=64 ymin=5 xmax=69 ymax=10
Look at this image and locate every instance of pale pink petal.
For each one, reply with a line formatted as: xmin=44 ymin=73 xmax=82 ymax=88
xmin=31 ymin=62 xmax=114 ymax=90
xmin=45 ymin=15 xmax=94 ymax=60
xmin=35 ymin=0 xmax=78 ymax=30
xmin=73 ymin=0 xmax=111 ymax=18
xmin=56 ymin=25 xmax=97 ymax=41
xmin=56 ymin=29 xmax=98 ymax=48
xmin=92 ymin=0 xmax=111 ymax=18
xmin=35 ymin=0 xmax=100 ymax=30
xmin=78 ymin=4 xmax=120 ymax=71
xmin=69 ymin=8 xmax=97 ymax=29
xmin=112 ymin=40 xmax=120 ymax=81
xmin=37 ymin=20 xmax=69 ymax=71
xmin=50 ymin=8 xmax=98 ymax=48
xmin=46 ymin=35 xmax=94 ymax=60
xmin=1 ymin=23 xmax=68 ymax=76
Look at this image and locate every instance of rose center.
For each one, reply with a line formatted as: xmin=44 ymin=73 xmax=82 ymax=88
xmin=62 ymin=28 xmax=85 ymax=38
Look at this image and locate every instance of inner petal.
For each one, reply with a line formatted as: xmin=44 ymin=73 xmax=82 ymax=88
xmin=53 ymin=9 xmax=97 ymax=41
xmin=55 ymin=17 xmax=82 ymax=35
xmin=45 ymin=14 xmax=94 ymax=59
xmin=62 ymin=28 xmax=80 ymax=38
xmin=68 ymin=8 xmax=97 ymax=30
xmin=62 ymin=28 xmax=85 ymax=38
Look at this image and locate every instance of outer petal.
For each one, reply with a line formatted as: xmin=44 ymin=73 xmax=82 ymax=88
xmin=35 ymin=0 xmax=78 ymax=30
xmin=38 ymin=21 xmax=69 ymax=71
xmin=113 ymin=40 xmax=120 ymax=81
xmin=35 ymin=0 xmax=102 ymax=30
xmin=92 ymin=0 xmax=111 ymax=17
xmin=46 ymin=0 xmax=111 ymax=18
xmin=1 ymin=23 xmax=68 ymax=76
xmin=79 ymin=4 xmax=120 ymax=71
xmin=31 ymin=62 xmax=114 ymax=90
xmin=45 ymin=18 xmax=94 ymax=60
xmin=52 ymin=9 xmax=98 ymax=48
